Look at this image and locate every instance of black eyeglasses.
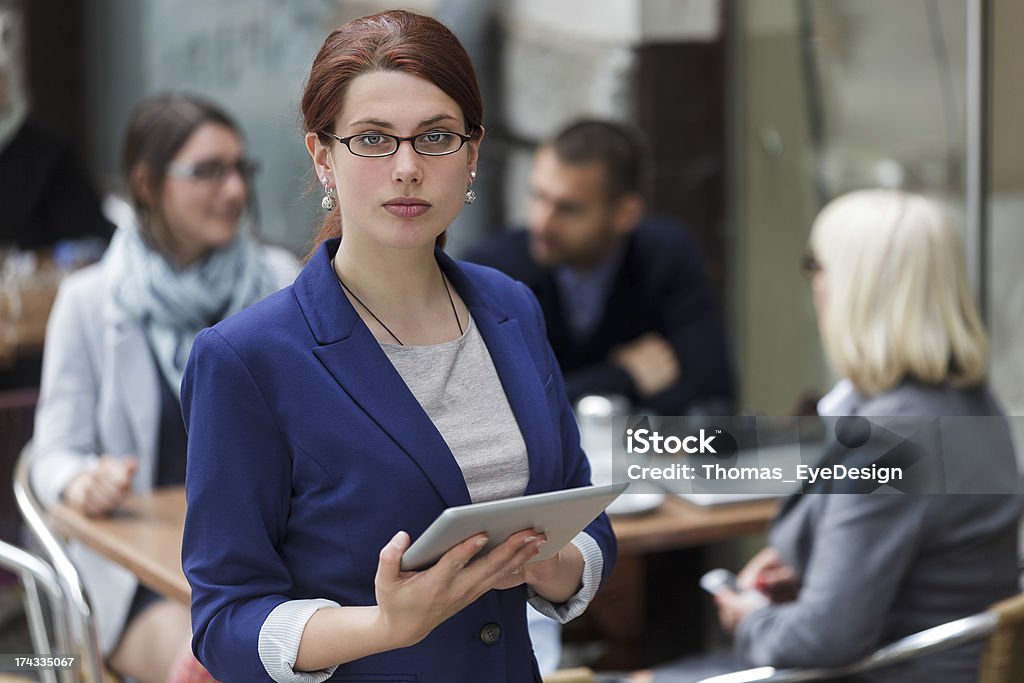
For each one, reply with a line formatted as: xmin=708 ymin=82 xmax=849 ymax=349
xmin=800 ymin=250 xmax=823 ymax=278
xmin=166 ymin=158 xmax=261 ymax=182
xmin=321 ymin=130 xmax=474 ymax=158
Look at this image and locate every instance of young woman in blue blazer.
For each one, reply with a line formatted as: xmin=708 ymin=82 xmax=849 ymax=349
xmin=181 ymin=10 xmax=617 ymax=682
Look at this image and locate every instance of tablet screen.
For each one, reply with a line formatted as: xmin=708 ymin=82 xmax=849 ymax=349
xmin=400 ymin=483 xmax=627 ymax=571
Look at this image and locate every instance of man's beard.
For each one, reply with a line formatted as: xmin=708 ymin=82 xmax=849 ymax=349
xmin=532 ymin=230 xmax=620 ymax=271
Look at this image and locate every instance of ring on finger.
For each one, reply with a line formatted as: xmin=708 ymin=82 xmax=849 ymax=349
xmin=511 ymin=567 xmax=522 ymax=575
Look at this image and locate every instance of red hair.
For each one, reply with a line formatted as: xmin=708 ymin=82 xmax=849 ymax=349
xmin=301 ymin=10 xmax=484 ymax=257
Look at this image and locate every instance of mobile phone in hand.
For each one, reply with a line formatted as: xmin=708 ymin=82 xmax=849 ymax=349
xmin=700 ymin=568 xmax=740 ymax=595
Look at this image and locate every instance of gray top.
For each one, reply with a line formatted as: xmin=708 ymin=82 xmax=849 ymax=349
xmin=381 ymin=315 xmax=530 ymax=503
xmin=735 ymin=380 xmax=1023 ymax=682
xmin=257 ymin=314 xmax=604 ymax=682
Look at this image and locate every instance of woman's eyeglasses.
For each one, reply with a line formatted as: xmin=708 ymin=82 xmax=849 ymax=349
xmin=166 ymin=158 xmax=261 ymax=183
xmin=321 ymin=130 xmax=473 ymax=158
xmin=800 ymin=251 xmax=822 ymax=278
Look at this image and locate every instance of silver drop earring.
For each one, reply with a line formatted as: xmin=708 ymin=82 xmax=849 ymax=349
xmin=321 ymin=184 xmax=337 ymax=212
xmin=465 ymin=170 xmax=477 ymax=205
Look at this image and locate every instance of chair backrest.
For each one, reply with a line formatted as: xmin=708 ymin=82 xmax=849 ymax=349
xmin=0 ymin=536 xmax=73 ymax=683
xmin=14 ymin=445 xmax=106 ymax=683
xmin=978 ymin=592 xmax=1024 ymax=683
xmin=697 ymin=603 xmax=1005 ymax=682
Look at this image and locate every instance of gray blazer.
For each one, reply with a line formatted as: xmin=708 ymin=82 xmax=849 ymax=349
xmin=29 ymin=245 xmax=298 ymax=654
xmin=735 ymin=381 xmax=1023 ymax=683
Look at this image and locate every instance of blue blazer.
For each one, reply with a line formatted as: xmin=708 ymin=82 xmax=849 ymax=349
xmin=181 ymin=239 xmax=617 ymax=682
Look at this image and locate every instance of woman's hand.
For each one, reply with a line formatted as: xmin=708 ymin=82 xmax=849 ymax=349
xmin=496 ymin=543 xmax=584 ymax=603
xmin=714 ymin=587 xmax=766 ymax=633
xmin=62 ymin=456 xmax=138 ymax=517
xmin=737 ymin=546 xmax=799 ymax=604
xmin=373 ymin=528 xmax=547 ymax=648
xmin=711 ymin=547 xmax=799 ymax=634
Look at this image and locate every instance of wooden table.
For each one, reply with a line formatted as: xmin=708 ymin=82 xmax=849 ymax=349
xmin=51 ymin=487 xmax=190 ymax=605
xmin=612 ymin=495 xmax=777 ymax=555
xmin=49 ymin=486 xmax=778 ymax=606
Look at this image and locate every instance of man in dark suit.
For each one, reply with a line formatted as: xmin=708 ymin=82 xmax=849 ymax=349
xmin=465 ymin=119 xmax=733 ymax=415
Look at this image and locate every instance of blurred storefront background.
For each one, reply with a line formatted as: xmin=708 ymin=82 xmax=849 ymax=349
xmin=8 ymin=0 xmax=1023 ymax=424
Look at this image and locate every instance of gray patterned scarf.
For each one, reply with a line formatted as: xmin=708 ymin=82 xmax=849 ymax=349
xmin=106 ymin=214 xmax=275 ymax=398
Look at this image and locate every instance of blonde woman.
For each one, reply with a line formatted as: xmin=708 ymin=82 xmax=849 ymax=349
xmin=649 ymin=190 xmax=1022 ymax=683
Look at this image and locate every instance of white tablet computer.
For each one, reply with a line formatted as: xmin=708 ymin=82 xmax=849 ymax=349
xmin=400 ymin=483 xmax=628 ymax=571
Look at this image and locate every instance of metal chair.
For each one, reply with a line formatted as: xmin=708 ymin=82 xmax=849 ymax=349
xmin=696 ymin=593 xmax=1024 ymax=683
xmin=0 ymin=537 xmax=73 ymax=683
xmin=13 ymin=446 xmax=106 ymax=683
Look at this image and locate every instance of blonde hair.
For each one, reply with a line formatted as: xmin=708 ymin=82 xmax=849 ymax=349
xmin=809 ymin=189 xmax=988 ymax=396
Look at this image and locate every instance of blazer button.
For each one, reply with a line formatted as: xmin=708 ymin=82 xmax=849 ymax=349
xmin=479 ymin=623 xmax=501 ymax=645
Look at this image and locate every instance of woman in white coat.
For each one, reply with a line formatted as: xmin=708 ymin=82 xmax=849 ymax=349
xmin=30 ymin=94 xmax=297 ymax=683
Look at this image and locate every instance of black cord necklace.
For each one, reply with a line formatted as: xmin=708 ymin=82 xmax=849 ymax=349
xmin=332 ymin=257 xmax=463 ymax=346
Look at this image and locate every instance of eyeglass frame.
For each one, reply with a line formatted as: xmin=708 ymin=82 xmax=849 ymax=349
xmin=165 ymin=157 xmax=261 ymax=183
xmin=800 ymin=250 xmax=823 ymax=278
xmin=320 ymin=129 xmax=475 ymax=158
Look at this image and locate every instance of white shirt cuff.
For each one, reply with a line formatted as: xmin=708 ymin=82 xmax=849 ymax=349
xmin=527 ymin=532 xmax=603 ymax=624
xmin=258 ymin=598 xmax=340 ymax=683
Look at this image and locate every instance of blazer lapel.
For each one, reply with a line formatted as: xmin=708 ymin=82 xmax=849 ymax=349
xmin=297 ymin=242 xmax=471 ymax=508
xmin=440 ymin=252 xmax=558 ymax=495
